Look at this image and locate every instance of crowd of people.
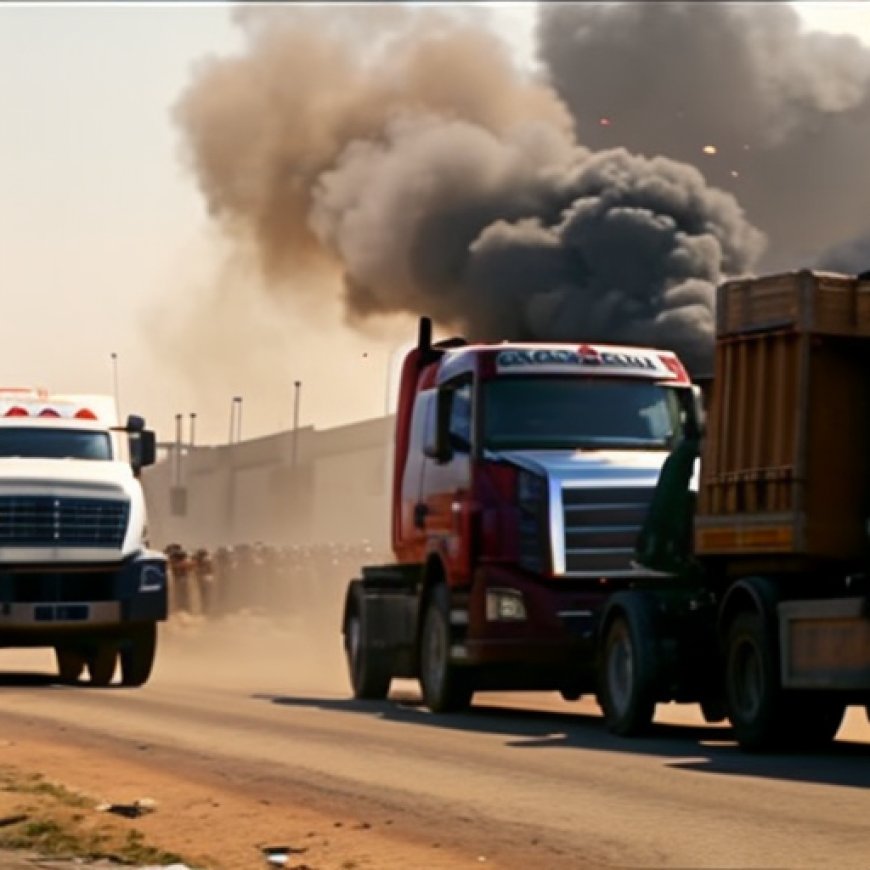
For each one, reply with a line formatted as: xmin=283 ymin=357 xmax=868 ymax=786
xmin=162 ymin=540 xmax=389 ymax=618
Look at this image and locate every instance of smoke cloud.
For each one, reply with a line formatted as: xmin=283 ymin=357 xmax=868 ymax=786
xmin=311 ymin=124 xmax=761 ymax=373
xmin=173 ymin=4 xmax=774 ymax=375
xmin=170 ymin=2 xmax=870 ymax=383
xmin=174 ymin=5 xmax=572 ymax=285
xmin=538 ymin=2 xmax=870 ymax=272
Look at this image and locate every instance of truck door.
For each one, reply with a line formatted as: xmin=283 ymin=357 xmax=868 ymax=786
xmin=398 ymin=389 xmax=437 ymax=561
xmin=420 ymin=376 xmax=475 ymax=584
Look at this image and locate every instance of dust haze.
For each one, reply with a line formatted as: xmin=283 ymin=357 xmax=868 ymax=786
xmin=156 ymin=611 xmax=349 ymax=696
xmin=154 ymin=522 xmax=381 ymax=696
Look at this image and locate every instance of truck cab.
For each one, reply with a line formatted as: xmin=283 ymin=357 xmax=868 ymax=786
xmin=0 ymin=389 xmax=167 ymax=686
xmin=343 ymin=323 xmax=698 ymax=712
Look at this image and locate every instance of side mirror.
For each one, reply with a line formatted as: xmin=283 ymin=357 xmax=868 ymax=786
xmin=130 ymin=429 xmax=156 ymax=475
xmin=126 ymin=414 xmax=146 ymax=433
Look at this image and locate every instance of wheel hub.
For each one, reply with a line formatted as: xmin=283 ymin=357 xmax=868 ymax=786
xmin=608 ymin=626 xmax=634 ymax=716
xmin=731 ymin=637 xmax=763 ymax=720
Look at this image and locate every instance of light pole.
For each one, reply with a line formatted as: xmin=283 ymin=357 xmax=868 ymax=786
xmin=189 ymin=412 xmax=197 ymax=448
xmin=174 ymin=412 xmax=183 ymax=485
xmin=110 ymin=352 xmax=120 ymax=418
xmin=292 ymin=380 xmax=302 ymax=470
xmin=228 ymin=396 xmax=242 ymax=445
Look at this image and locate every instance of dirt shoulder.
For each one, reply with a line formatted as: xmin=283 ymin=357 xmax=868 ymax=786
xmin=0 ymin=717 xmax=488 ymax=870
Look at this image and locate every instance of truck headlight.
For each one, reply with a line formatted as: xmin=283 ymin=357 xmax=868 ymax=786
xmin=486 ymin=588 xmax=527 ymax=622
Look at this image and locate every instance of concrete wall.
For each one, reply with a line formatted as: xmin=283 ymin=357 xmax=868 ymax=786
xmin=142 ymin=415 xmax=395 ymax=551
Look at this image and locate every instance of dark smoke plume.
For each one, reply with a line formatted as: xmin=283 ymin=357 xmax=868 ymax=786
xmin=815 ymin=234 xmax=870 ymax=273
xmin=174 ymin=4 xmax=767 ymax=375
xmin=538 ymin=2 xmax=870 ymax=271
xmin=312 ymin=128 xmax=761 ymax=373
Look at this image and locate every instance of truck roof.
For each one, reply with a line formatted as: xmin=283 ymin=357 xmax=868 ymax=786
xmin=435 ymin=341 xmax=690 ymax=385
xmin=0 ymin=391 xmax=118 ymax=428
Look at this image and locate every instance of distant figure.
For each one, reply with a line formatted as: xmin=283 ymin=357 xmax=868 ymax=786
xmin=165 ymin=544 xmax=193 ymax=614
xmin=192 ymin=548 xmax=215 ymax=616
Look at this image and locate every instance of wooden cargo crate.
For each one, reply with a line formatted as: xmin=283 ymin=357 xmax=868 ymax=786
xmin=697 ymin=273 xmax=870 ymax=564
xmin=717 ymin=270 xmax=870 ymax=338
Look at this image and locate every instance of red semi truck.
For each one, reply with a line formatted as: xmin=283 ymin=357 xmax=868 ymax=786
xmin=341 ymin=319 xmax=703 ymax=713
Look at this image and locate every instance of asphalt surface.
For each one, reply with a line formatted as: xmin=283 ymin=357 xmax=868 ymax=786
xmin=1 ymin=622 xmax=870 ymax=869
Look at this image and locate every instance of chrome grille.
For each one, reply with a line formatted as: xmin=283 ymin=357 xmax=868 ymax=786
xmin=561 ymin=487 xmax=654 ymax=575
xmin=0 ymin=496 xmax=129 ymax=548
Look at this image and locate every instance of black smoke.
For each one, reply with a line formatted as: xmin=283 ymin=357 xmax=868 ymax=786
xmin=177 ymin=3 xmax=870 ymax=376
xmin=538 ymin=2 xmax=870 ymax=271
xmin=312 ymin=124 xmax=762 ymax=374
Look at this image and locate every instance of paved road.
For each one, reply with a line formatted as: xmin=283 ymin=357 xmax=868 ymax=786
xmin=1 ymin=619 xmax=870 ymax=869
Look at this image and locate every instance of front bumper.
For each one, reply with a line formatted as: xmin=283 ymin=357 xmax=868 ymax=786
xmin=462 ymin=564 xmax=714 ymax=696
xmin=465 ymin=564 xmax=610 ymax=667
xmin=0 ymin=551 xmax=167 ymax=640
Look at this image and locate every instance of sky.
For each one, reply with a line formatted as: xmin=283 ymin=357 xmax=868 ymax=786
xmin=2 ymin=2 xmax=870 ymax=445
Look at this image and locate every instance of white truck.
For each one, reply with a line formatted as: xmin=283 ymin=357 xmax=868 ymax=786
xmin=0 ymin=388 xmax=166 ymax=686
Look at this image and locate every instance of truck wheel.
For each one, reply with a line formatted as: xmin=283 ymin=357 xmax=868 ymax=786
xmin=120 ymin=624 xmax=157 ymax=687
xmin=55 ymin=647 xmax=85 ymax=683
xmin=344 ymin=600 xmax=391 ymax=700
xmin=419 ymin=585 xmax=472 ymax=713
xmin=724 ymin=610 xmax=786 ymax=751
xmin=87 ymin=642 xmax=117 ymax=687
xmin=597 ymin=595 xmax=658 ymax=736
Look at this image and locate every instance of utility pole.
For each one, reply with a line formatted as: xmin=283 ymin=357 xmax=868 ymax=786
xmin=174 ymin=413 xmax=183 ymax=485
xmin=228 ymin=396 xmax=240 ymax=445
xmin=292 ymin=380 xmax=302 ymax=470
xmin=110 ymin=352 xmax=120 ymax=418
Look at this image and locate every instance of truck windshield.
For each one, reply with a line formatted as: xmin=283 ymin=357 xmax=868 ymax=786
xmin=482 ymin=378 xmax=683 ymax=451
xmin=0 ymin=428 xmax=112 ymax=460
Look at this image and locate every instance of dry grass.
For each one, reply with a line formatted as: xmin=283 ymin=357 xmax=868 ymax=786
xmin=0 ymin=768 xmax=188 ymax=866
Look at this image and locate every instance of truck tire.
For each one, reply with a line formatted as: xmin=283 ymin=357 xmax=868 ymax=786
xmin=87 ymin=642 xmax=117 ymax=687
xmin=723 ymin=606 xmax=825 ymax=751
xmin=120 ymin=623 xmax=157 ymax=687
xmin=724 ymin=609 xmax=782 ymax=750
xmin=597 ymin=592 xmax=658 ymax=736
xmin=55 ymin=647 xmax=85 ymax=683
xmin=419 ymin=585 xmax=472 ymax=713
xmin=344 ymin=596 xmax=392 ymax=700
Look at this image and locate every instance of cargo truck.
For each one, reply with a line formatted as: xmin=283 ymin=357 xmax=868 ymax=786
xmin=0 ymin=389 xmax=167 ymax=686
xmin=341 ymin=320 xmax=703 ymax=714
xmin=598 ymin=268 xmax=870 ymax=750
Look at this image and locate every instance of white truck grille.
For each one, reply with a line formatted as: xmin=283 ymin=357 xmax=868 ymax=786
xmin=0 ymin=496 xmax=129 ymax=549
